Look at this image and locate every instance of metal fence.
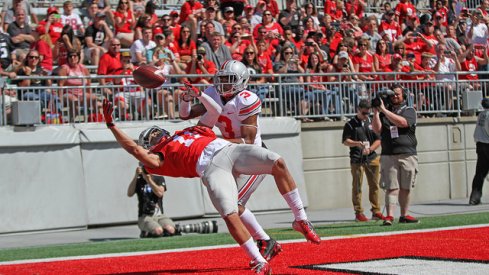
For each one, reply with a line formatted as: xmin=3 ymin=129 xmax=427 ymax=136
xmin=1 ymin=71 xmax=488 ymax=126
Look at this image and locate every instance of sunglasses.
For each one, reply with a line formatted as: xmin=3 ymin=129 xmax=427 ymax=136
xmin=28 ymin=56 xmax=39 ymax=59
xmin=264 ymin=13 xmax=272 ymax=16
xmin=284 ymin=52 xmax=293 ymax=55
xmin=245 ymin=52 xmax=255 ymax=54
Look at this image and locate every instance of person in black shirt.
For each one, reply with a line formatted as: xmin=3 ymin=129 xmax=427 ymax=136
xmin=372 ymin=84 xmax=419 ymax=226
xmin=342 ymin=99 xmax=384 ymax=222
xmin=127 ymin=165 xmax=177 ymax=238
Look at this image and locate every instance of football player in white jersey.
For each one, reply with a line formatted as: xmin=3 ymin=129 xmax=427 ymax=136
xmin=179 ymin=60 xmax=288 ymax=263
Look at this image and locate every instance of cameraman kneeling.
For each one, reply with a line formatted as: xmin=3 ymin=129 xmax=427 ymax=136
xmin=128 ymin=166 xmax=177 ymax=238
xmin=372 ymin=84 xmax=419 ymax=226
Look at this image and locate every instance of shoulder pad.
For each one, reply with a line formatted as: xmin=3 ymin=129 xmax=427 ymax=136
xmin=236 ymin=90 xmax=261 ymax=117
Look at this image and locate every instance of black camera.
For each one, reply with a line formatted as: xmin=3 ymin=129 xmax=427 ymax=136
xmin=197 ymin=54 xmax=203 ymax=61
xmin=371 ymin=88 xmax=395 ymax=108
xmin=305 ymin=41 xmax=314 ymax=46
xmin=175 ymin=220 xmax=218 ymax=234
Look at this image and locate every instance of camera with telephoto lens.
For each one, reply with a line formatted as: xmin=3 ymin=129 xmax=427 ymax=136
xmin=371 ymin=88 xmax=395 ymax=108
xmin=197 ymin=54 xmax=203 ymax=61
xmin=175 ymin=220 xmax=218 ymax=234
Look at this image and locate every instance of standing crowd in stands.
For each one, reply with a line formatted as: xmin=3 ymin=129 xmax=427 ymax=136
xmin=0 ymin=0 xmax=488 ymax=123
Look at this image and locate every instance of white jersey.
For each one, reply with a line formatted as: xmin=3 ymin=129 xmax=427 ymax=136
xmin=203 ymin=86 xmax=263 ymax=146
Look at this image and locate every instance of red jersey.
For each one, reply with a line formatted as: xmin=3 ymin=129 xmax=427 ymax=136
xmin=378 ymin=20 xmax=402 ymax=41
xmin=460 ymin=58 xmax=479 ymax=80
xmin=395 ymin=1 xmax=416 ymax=26
xmin=419 ymin=34 xmax=437 ymax=54
xmin=146 ymin=126 xmax=217 ymax=178
xmin=37 ymin=20 xmax=63 ymax=43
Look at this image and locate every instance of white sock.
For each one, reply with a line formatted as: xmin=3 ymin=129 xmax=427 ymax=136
xmin=241 ymin=238 xmax=266 ymax=263
xmin=240 ymin=208 xmax=270 ymax=241
xmin=283 ymin=188 xmax=307 ymax=221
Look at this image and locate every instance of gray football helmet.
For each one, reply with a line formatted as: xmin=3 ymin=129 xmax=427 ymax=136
xmin=138 ymin=126 xmax=170 ymax=149
xmin=213 ymin=60 xmax=250 ymax=98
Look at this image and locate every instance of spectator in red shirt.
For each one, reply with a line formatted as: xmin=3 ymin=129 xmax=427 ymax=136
xmin=31 ymin=28 xmax=54 ymax=74
xmin=179 ymin=0 xmax=204 ymax=25
xmin=263 ymin=0 xmax=279 ymax=18
xmin=97 ymin=38 xmax=124 ymax=98
xmin=379 ymin=10 xmax=402 ymax=44
xmin=477 ymin=0 xmax=489 ymax=17
xmin=253 ymin=11 xmax=283 ymax=49
xmin=113 ymin=0 xmax=136 ymax=48
xmin=433 ymin=0 xmax=449 ymax=28
xmin=459 ymin=45 xmax=489 ymax=90
xmin=37 ymin=6 xmax=64 ymax=44
xmin=225 ymin=31 xmax=250 ymax=61
xmin=174 ymin=26 xmax=197 ymax=70
xmin=394 ymin=0 xmax=416 ymax=28
xmin=373 ymin=39 xmax=391 ymax=72
xmin=221 ymin=6 xmax=238 ymax=35
xmin=345 ymin=0 xmax=366 ymax=19
xmin=182 ymin=46 xmax=217 ymax=85
xmin=418 ymin=20 xmax=437 ymax=54
xmin=256 ymin=39 xmax=274 ymax=75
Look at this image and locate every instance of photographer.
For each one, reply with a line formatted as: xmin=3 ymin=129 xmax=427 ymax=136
xmin=127 ymin=165 xmax=177 ymax=238
xmin=372 ymin=84 xmax=419 ymax=226
xmin=469 ymin=98 xmax=489 ymax=205
xmin=342 ymin=99 xmax=384 ymax=222
xmin=182 ymin=47 xmax=217 ymax=85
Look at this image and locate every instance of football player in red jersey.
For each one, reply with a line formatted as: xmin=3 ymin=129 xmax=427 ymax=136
xmin=180 ymin=60 xmax=283 ymax=263
xmin=102 ymin=85 xmax=320 ymax=273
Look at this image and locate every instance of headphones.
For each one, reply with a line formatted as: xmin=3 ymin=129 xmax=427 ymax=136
xmin=390 ymin=84 xmax=408 ymax=100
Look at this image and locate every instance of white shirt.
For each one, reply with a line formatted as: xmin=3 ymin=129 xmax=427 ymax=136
xmin=130 ymin=39 xmax=156 ymax=64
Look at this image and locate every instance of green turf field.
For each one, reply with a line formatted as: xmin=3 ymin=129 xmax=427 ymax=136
xmin=1 ymin=212 xmax=488 ymax=263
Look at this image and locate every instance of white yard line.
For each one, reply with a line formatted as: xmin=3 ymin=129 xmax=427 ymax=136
xmin=1 ymin=223 xmax=488 ymax=266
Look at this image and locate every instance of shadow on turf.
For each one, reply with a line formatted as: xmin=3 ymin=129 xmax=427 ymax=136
xmin=89 ymin=238 xmax=137 ymax=242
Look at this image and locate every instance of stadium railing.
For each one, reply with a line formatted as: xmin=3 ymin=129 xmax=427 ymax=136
xmin=1 ymin=71 xmax=488 ymax=126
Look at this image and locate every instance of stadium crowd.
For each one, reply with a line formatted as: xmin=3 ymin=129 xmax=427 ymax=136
xmin=0 ymin=0 xmax=488 ymax=123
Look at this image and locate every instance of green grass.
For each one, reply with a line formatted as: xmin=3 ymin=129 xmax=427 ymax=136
xmin=1 ymin=212 xmax=488 ymax=263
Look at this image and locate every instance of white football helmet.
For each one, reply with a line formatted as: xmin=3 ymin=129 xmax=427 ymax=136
xmin=213 ymin=60 xmax=250 ymax=98
xmin=138 ymin=126 xmax=170 ymax=149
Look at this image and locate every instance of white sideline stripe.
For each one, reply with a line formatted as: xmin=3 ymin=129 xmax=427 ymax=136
xmin=1 ymin=223 xmax=488 ymax=266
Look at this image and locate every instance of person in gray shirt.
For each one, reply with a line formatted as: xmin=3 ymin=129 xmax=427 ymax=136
xmin=469 ymin=98 xmax=489 ymax=205
xmin=201 ymin=31 xmax=232 ymax=68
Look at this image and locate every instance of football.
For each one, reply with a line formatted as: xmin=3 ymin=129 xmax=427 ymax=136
xmin=133 ymin=65 xmax=166 ymax=89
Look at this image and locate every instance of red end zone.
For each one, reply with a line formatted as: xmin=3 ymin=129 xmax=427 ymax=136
xmin=1 ymin=226 xmax=489 ymax=274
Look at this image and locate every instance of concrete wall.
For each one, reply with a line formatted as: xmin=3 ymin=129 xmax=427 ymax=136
xmin=0 ymin=118 xmax=305 ymax=234
xmin=0 ymin=116 xmax=486 ymax=234
xmin=301 ymin=117 xmax=488 ymax=212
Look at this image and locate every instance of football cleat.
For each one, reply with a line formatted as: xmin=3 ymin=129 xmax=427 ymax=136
xmin=257 ymin=238 xmax=282 ymax=262
xmin=251 ymin=261 xmax=272 ymax=275
xmin=292 ymin=220 xmax=321 ymax=244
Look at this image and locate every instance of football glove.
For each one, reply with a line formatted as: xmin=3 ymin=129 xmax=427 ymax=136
xmin=102 ymin=98 xmax=114 ymax=128
xmin=182 ymin=80 xmax=201 ymax=98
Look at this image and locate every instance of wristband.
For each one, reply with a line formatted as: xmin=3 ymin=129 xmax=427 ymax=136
xmin=106 ymin=122 xmax=114 ymax=128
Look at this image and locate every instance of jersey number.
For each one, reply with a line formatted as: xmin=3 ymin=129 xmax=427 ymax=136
xmin=173 ymin=132 xmax=202 ymax=147
xmin=217 ymin=116 xmax=235 ymax=139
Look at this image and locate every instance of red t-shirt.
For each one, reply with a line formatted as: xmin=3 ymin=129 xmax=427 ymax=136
xmin=174 ymin=40 xmax=197 ymax=60
xmin=257 ymin=52 xmax=273 ymax=73
xmin=352 ymin=52 xmax=374 ymax=72
xmin=146 ymin=126 xmax=217 ymax=178
xmin=378 ymin=20 xmax=402 ymax=41
xmin=97 ymin=52 xmax=123 ymax=83
xmin=185 ymin=59 xmax=218 ymax=84
xmin=113 ymin=10 xmax=134 ymax=33
xmin=395 ymin=2 xmax=416 ymax=25
xmin=375 ymin=53 xmax=392 ymax=71
xmin=32 ymin=39 xmax=53 ymax=71
xmin=179 ymin=1 xmax=203 ymax=24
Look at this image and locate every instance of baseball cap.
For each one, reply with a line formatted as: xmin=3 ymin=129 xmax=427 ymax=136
xmin=244 ymin=4 xmax=253 ymax=10
xmin=206 ymin=6 xmax=216 ymax=11
xmin=47 ymin=6 xmax=59 ymax=15
xmin=170 ymin=10 xmax=179 ymax=17
xmin=95 ymin=11 xmax=106 ymax=18
xmin=258 ymin=1 xmax=266 ymax=6
xmin=224 ymin=6 xmax=234 ymax=12
xmin=197 ymin=47 xmax=207 ymax=54
xmin=358 ymin=99 xmax=371 ymax=109
xmin=121 ymin=51 xmax=131 ymax=57
xmin=421 ymin=52 xmax=434 ymax=58
xmin=338 ymin=51 xmax=348 ymax=59
xmin=393 ymin=53 xmax=403 ymax=60
xmin=153 ymin=27 xmax=164 ymax=37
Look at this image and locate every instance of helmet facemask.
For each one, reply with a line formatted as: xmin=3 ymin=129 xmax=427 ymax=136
xmin=138 ymin=126 xmax=170 ymax=149
xmin=213 ymin=61 xmax=250 ymax=99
